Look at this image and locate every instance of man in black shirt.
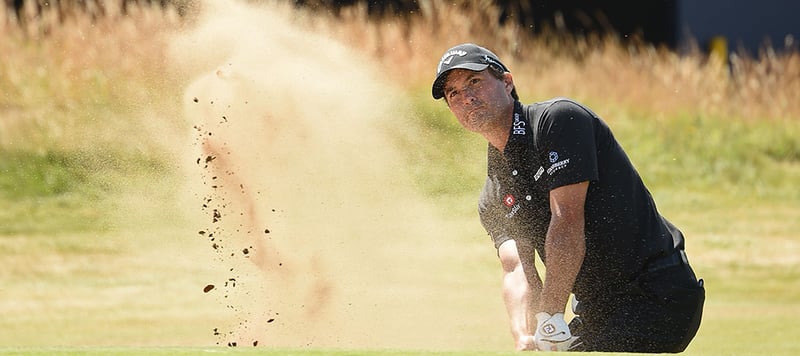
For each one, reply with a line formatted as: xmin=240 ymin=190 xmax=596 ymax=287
xmin=432 ymin=43 xmax=705 ymax=352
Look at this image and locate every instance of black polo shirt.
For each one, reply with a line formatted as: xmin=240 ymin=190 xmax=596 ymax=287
xmin=478 ymin=98 xmax=685 ymax=302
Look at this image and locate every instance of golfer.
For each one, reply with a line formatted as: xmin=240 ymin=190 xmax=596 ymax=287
xmin=432 ymin=43 xmax=705 ymax=352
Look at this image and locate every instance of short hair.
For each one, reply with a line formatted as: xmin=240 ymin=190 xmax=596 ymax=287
xmin=487 ymin=64 xmax=519 ymax=101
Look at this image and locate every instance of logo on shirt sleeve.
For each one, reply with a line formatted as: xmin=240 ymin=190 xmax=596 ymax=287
xmin=503 ymin=194 xmax=516 ymax=207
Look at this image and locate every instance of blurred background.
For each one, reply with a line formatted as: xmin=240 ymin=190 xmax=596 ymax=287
xmin=1 ymin=0 xmax=798 ymax=353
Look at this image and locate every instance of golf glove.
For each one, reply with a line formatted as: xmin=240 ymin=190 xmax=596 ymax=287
xmin=534 ymin=312 xmax=578 ymax=351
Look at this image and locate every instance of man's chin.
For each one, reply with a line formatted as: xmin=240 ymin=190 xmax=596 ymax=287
xmin=469 ymin=115 xmax=491 ymax=130
xmin=466 ymin=122 xmax=487 ymax=134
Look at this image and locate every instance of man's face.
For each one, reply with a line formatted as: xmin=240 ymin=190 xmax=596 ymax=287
xmin=443 ymin=68 xmax=514 ymax=133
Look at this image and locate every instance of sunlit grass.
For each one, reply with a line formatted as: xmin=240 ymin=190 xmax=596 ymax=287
xmin=0 ymin=0 xmax=184 ymax=152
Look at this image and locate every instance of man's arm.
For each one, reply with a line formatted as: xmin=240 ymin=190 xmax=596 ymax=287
xmin=539 ymin=181 xmax=588 ymax=315
xmin=498 ymin=239 xmax=543 ymax=350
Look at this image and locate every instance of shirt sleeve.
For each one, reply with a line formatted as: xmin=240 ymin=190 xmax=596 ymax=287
xmin=478 ymin=175 xmax=514 ymax=249
xmin=537 ymin=100 xmax=600 ymax=191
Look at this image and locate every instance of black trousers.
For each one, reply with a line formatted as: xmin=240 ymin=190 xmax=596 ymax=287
xmin=568 ymin=260 xmax=705 ymax=353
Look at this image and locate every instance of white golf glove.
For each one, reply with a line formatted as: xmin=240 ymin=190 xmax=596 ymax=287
xmin=534 ymin=312 xmax=578 ymax=351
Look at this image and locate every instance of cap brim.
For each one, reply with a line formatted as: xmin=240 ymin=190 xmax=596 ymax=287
xmin=431 ymin=63 xmax=490 ymax=99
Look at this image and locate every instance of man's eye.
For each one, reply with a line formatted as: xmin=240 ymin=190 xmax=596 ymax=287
xmin=448 ymin=90 xmax=458 ymax=99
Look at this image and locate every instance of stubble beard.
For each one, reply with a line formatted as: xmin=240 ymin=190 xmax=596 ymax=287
xmin=460 ymin=100 xmax=489 ymax=132
xmin=465 ymin=104 xmax=502 ymax=134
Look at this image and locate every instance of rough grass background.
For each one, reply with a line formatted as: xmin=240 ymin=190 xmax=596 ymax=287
xmin=1 ymin=0 xmax=799 ymax=353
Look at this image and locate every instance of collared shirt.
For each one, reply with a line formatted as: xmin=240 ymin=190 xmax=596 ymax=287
xmin=478 ymin=98 xmax=684 ymax=301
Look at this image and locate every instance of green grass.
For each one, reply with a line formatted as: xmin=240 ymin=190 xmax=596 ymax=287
xmin=0 ymin=149 xmax=170 ymax=234
xmin=617 ymin=111 xmax=800 ymax=194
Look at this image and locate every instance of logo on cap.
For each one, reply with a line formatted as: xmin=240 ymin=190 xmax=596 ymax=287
xmin=483 ymin=54 xmax=502 ymax=69
xmin=437 ymin=49 xmax=468 ymax=74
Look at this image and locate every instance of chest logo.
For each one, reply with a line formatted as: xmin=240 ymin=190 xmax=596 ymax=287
xmin=512 ymin=112 xmax=526 ymax=135
xmin=534 ymin=166 xmax=545 ymax=181
xmin=503 ymin=194 xmax=516 ymax=207
xmin=549 ymin=151 xmax=559 ymax=163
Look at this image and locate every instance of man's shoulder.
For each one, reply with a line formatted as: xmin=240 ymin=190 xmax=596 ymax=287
xmin=523 ymin=98 xmax=601 ymax=130
xmin=528 ymin=96 xmax=577 ymax=106
xmin=526 ymin=97 xmax=592 ymax=114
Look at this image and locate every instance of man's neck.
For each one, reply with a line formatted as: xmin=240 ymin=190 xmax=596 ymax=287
xmin=483 ymin=103 xmax=515 ymax=152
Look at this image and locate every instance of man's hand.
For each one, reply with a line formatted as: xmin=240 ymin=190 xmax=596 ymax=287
xmin=516 ymin=335 xmax=537 ymax=351
xmin=534 ymin=312 xmax=578 ymax=351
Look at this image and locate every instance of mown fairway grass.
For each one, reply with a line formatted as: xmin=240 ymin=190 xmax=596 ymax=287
xmin=2 ymin=1 xmax=799 ymax=355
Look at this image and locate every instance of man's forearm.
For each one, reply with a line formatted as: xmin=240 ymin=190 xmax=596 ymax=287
xmin=541 ymin=182 xmax=588 ymax=314
xmin=503 ymin=268 xmax=533 ymax=337
xmin=540 ymin=222 xmax=585 ymax=314
xmin=502 ymin=267 xmax=538 ymax=349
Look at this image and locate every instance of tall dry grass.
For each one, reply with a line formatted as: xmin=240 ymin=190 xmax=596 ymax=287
xmin=2 ymin=0 xmax=798 ymax=151
xmin=0 ymin=0 xmax=186 ymax=153
xmin=308 ymin=1 xmax=800 ymax=122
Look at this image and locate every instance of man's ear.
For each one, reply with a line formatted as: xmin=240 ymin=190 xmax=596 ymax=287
xmin=503 ymin=72 xmax=515 ymax=95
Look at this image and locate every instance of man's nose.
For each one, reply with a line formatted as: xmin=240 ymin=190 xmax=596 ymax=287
xmin=460 ymin=89 xmax=478 ymax=105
